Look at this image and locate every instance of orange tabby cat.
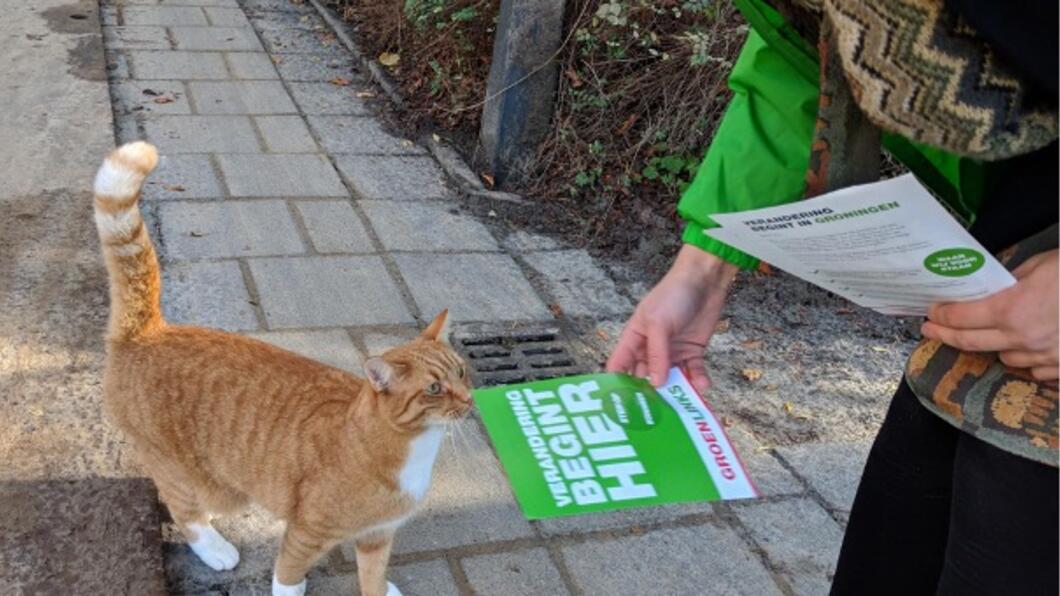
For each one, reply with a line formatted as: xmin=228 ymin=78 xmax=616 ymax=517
xmin=92 ymin=142 xmax=472 ymax=596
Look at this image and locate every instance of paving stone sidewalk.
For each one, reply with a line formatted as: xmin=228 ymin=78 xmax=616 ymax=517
xmin=101 ymin=1 xmax=885 ymax=594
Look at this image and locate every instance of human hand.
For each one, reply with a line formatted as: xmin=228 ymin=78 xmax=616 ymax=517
xmin=922 ymin=249 xmax=1059 ymax=381
xmin=606 ymin=245 xmax=739 ymax=392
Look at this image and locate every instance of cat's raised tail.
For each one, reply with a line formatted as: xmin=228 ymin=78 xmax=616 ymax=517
xmin=93 ymin=141 xmax=164 ymax=341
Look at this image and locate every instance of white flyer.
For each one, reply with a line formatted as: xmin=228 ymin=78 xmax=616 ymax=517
xmin=704 ymin=174 xmax=1015 ymax=316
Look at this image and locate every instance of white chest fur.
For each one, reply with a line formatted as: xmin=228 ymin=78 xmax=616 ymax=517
xmin=398 ymin=426 xmax=443 ymax=501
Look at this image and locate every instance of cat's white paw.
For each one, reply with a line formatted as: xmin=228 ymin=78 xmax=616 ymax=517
xmin=272 ymin=575 xmax=307 ymax=596
xmin=386 ymin=581 xmax=404 ymax=596
xmin=187 ymin=522 xmax=240 ymax=571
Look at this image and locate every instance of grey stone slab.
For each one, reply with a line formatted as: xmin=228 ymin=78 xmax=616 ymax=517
xmin=255 ymin=115 xmax=318 ymax=153
xmin=308 ymin=116 xmax=426 ymax=156
xmin=774 ymin=442 xmax=871 ymax=514
xmin=537 ymin=502 xmax=714 ymax=537
xmin=161 ymin=261 xmax=259 ymax=331
xmin=502 ymin=230 xmax=563 ymax=252
xmin=272 ymin=53 xmax=360 ymax=82
xmin=145 ymin=115 xmax=261 ymax=153
xmin=248 ymin=256 xmax=413 ymax=327
xmin=359 ymin=329 xmax=421 ymax=357
xmin=247 ymin=329 xmax=363 ymax=373
xmin=159 ymin=200 xmax=305 ymax=259
xmin=724 ymin=425 xmax=803 ymax=498
xmin=189 ymin=80 xmax=296 ymax=114
xmin=733 ymin=498 xmax=842 ymax=596
xmin=561 ymin=524 xmax=784 ymax=596
xmin=102 ymin=26 xmax=170 ymax=50
xmin=128 ymin=50 xmax=229 ymax=80
xmin=335 ymin=155 xmax=450 ymax=200
xmin=122 ymin=5 xmax=208 ymax=26
xmin=361 ymin=201 xmax=498 ymax=252
xmin=287 ymin=82 xmax=368 ymax=115
xmin=217 ymin=154 xmax=346 ymax=197
xmin=225 ymin=52 xmax=279 ymax=79
xmin=115 ymin=80 xmax=191 ymax=115
xmin=172 ymin=26 xmax=264 ymax=51
xmin=294 ymin=200 xmax=374 ymax=253
xmin=259 ymin=27 xmax=343 ymax=55
xmin=142 ymin=154 xmax=224 ymax=200
xmin=314 ymin=561 xmax=459 ymax=596
xmin=394 ymin=254 xmax=551 ymax=323
xmin=203 ymin=6 xmax=251 ymax=27
xmin=522 ymin=250 xmax=633 ymax=317
xmin=462 ymin=548 xmax=570 ymax=596
xmin=340 ymin=419 xmax=533 ymax=556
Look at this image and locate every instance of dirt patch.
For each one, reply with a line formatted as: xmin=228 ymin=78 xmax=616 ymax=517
xmin=41 ymin=0 xmax=107 ymax=81
xmin=328 ymin=1 xmax=745 ymax=279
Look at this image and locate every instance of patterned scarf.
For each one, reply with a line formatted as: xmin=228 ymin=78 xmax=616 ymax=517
xmin=785 ymin=0 xmax=1057 ymax=161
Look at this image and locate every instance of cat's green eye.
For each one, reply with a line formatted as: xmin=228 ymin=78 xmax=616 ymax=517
xmin=425 ymin=382 xmax=442 ymax=395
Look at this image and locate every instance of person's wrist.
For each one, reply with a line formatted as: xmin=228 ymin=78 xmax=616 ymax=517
xmin=671 ymin=244 xmax=739 ymax=289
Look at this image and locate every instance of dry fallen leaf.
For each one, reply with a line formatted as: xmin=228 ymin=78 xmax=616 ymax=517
xmin=741 ymin=368 xmax=763 ymax=382
xmin=564 ymin=67 xmax=583 ymax=88
xmin=596 ymin=328 xmax=610 ymax=341
xmin=163 ymin=184 xmax=185 ymax=192
xmin=329 ymin=76 xmax=352 ymax=86
xmin=378 ymin=52 xmax=400 ymax=67
xmin=481 ymin=172 xmax=495 ymax=188
xmin=836 ymin=307 xmax=855 ymax=315
xmin=153 ymin=96 xmax=175 ymax=104
xmin=757 ymin=262 xmax=774 ymax=275
xmin=783 ymin=401 xmax=793 ymax=413
xmin=720 ymin=415 xmax=733 ymax=428
xmin=740 ymin=339 xmax=763 ymax=350
xmin=714 ymin=318 xmax=731 ymax=334
xmin=548 ymin=303 xmax=564 ymax=318
xmin=270 ymin=55 xmax=284 ymax=64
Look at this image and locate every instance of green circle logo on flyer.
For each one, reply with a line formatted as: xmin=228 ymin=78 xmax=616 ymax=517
xmin=924 ymin=248 xmax=985 ymax=277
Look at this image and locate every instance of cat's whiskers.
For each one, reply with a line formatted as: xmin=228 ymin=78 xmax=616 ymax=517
xmin=443 ymin=418 xmax=478 ymax=482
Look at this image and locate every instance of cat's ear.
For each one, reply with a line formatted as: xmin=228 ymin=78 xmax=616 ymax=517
xmin=421 ymin=309 xmax=450 ymax=344
xmin=363 ymin=357 xmax=394 ymax=392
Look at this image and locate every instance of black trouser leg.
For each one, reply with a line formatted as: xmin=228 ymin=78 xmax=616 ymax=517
xmin=936 ymin=432 xmax=1059 ymax=596
xmin=830 ymin=382 xmax=958 ymax=595
xmin=831 ymin=381 xmax=1059 ymax=595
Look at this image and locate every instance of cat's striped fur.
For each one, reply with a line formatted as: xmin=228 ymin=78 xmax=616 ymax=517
xmin=93 ymin=142 xmax=472 ymax=596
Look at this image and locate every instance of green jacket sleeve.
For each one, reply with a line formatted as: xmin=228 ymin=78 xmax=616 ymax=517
xmin=677 ymin=29 xmax=819 ymax=270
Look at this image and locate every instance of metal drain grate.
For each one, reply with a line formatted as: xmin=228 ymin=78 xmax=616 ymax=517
xmin=453 ymin=325 xmax=586 ymax=386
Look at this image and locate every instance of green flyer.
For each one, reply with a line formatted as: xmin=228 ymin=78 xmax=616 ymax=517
xmin=472 ymin=367 xmax=758 ymax=519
